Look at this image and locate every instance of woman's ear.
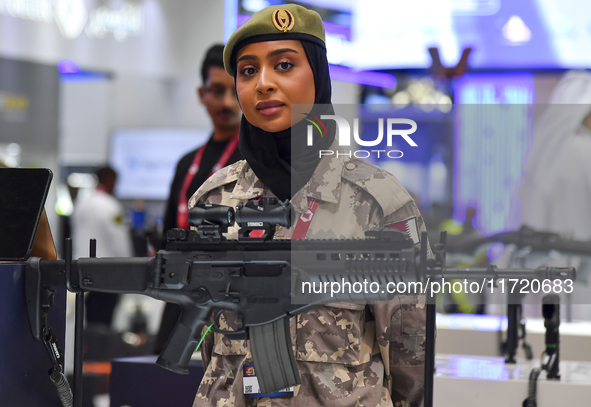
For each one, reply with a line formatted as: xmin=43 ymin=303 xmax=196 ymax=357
xmin=197 ymin=86 xmax=205 ymax=104
xmin=234 ymin=80 xmax=242 ymax=110
xmin=583 ymin=110 xmax=591 ymax=132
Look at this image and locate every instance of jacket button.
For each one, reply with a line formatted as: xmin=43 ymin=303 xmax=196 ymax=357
xmin=345 ymin=163 xmax=356 ymax=170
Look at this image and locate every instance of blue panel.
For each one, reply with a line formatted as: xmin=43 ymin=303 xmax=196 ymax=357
xmin=449 ymin=356 xmax=510 ymax=381
xmin=233 ymin=1 xmax=591 ymax=69
xmin=224 ymin=0 xmax=239 ymax=42
xmin=453 ymin=74 xmax=534 ymax=235
xmin=60 ymin=71 xmax=111 ymax=82
xmin=448 ymin=313 xmax=507 ymax=332
xmin=110 ymin=356 xmax=204 ymax=406
xmin=0 ymin=264 xmax=66 ymax=405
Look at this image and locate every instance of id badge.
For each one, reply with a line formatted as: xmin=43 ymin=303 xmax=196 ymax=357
xmin=243 ymin=364 xmax=294 ymax=398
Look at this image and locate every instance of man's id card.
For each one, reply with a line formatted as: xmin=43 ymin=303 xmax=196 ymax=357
xmin=243 ymin=364 xmax=294 ymax=398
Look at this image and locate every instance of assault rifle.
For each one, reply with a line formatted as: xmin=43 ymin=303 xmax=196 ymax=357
xmin=446 ymin=226 xmax=591 ymax=365
xmin=26 ymin=199 xmax=576 ymax=406
xmin=452 ymin=225 xmax=591 ymax=256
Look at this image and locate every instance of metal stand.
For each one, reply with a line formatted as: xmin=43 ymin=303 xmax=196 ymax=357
xmin=424 ymin=302 xmax=437 ymax=407
xmin=73 ymin=293 xmax=84 ymax=407
xmin=523 ymin=294 xmax=561 ymax=406
xmin=503 ymin=300 xmax=532 ymax=363
xmin=542 ymin=294 xmax=560 ymax=380
xmin=66 ymin=238 xmax=95 ymax=407
xmin=503 ymin=252 xmax=532 ymax=363
xmin=505 ymin=301 xmax=521 ymax=363
xmin=422 ymin=231 xmax=444 ymax=407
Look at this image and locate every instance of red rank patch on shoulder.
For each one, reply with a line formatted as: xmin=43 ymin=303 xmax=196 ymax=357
xmin=385 ymin=217 xmax=420 ymax=244
xmin=245 ymin=365 xmax=255 ymax=376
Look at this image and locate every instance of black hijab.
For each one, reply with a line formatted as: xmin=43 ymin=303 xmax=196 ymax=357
xmin=236 ymin=39 xmax=336 ymax=201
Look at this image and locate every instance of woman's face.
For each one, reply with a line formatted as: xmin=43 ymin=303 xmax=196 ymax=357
xmin=236 ymin=40 xmax=315 ymax=133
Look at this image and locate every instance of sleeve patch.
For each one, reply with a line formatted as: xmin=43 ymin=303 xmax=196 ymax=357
xmin=113 ymin=214 xmax=123 ymax=225
xmin=385 ymin=217 xmax=420 ymax=244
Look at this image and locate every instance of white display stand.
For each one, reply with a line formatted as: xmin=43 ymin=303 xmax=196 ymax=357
xmin=436 ymin=313 xmax=591 ymax=361
xmin=434 ymin=355 xmax=591 ymax=406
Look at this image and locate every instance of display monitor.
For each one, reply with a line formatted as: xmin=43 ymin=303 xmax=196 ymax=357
xmin=352 ymin=0 xmax=590 ymax=69
xmin=0 ymin=168 xmax=52 ymax=260
xmin=234 ymin=0 xmax=591 ymax=69
xmin=110 ymin=129 xmax=210 ymax=200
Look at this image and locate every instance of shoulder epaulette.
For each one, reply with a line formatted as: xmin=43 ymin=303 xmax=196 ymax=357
xmin=190 ymin=160 xmax=244 ymax=205
xmin=341 ymin=158 xmax=412 ymax=216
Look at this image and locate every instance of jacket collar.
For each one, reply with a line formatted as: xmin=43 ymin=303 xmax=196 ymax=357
xmin=231 ymin=140 xmax=342 ymax=213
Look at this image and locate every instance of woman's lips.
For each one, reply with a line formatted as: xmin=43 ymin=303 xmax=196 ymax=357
xmin=256 ymin=100 xmax=285 ymax=117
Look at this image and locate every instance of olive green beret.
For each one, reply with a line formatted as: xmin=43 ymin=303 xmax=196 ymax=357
xmin=224 ymin=4 xmax=325 ymax=77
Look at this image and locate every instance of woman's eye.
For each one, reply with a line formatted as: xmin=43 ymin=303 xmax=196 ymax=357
xmin=240 ymin=67 xmax=257 ymax=76
xmin=276 ymin=62 xmax=293 ymax=71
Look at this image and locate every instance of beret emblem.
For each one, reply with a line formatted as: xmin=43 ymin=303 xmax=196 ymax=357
xmin=272 ymin=9 xmax=295 ymax=32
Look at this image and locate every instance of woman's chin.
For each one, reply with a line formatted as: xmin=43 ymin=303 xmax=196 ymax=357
xmin=255 ymin=119 xmax=291 ymax=133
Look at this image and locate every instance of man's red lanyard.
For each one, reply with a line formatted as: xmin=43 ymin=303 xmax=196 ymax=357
xmin=291 ymin=198 xmax=320 ymax=239
xmin=176 ymin=135 xmax=239 ymax=229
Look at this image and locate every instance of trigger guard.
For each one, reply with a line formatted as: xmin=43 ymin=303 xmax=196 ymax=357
xmin=210 ymin=309 xmax=246 ymax=339
xmin=212 ymin=329 xmax=249 ymax=341
xmin=214 ymin=309 xmax=224 ymax=328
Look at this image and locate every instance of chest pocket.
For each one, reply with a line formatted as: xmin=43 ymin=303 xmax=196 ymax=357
xmin=295 ymin=303 xmax=375 ymax=366
xmin=212 ymin=305 xmax=376 ymax=367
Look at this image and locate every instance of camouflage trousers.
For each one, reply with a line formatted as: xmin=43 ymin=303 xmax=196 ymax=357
xmin=193 ymin=296 xmax=426 ymax=407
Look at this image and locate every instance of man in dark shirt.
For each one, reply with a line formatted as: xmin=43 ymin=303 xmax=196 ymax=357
xmin=162 ymin=44 xmax=242 ymax=235
xmin=155 ymin=44 xmax=242 ymax=352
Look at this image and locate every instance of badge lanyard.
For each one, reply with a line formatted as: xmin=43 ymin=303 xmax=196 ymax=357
xmin=291 ymin=198 xmax=320 ymax=240
xmin=176 ymin=135 xmax=239 ymax=229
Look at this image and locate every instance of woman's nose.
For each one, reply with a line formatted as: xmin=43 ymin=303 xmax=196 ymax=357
xmin=256 ymin=66 xmax=276 ymax=94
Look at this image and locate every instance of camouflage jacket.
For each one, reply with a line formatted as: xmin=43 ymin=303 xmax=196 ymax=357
xmin=188 ymin=146 xmax=427 ymax=407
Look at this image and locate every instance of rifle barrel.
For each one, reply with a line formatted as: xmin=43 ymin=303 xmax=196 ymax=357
xmin=438 ymin=266 xmax=575 ymax=280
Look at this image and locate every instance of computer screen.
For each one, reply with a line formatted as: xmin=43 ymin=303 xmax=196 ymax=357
xmin=235 ymin=0 xmax=591 ymax=69
xmin=110 ymin=129 xmax=210 ymax=200
xmin=0 ymin=168 xmax=52 ymax=260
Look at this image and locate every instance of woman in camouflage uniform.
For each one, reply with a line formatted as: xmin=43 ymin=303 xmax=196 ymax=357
xmin=189 ymin=5 xmax=427 ymax=407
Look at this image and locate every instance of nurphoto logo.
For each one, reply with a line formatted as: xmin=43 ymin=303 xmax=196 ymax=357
xmin=304 ymin=114 xmax=418 ymax=159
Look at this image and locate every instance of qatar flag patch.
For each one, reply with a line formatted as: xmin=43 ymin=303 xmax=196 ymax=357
xmin=385 ymin=218 xmax=420 ymax=244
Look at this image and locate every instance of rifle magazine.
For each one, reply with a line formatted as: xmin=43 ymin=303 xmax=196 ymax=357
xmin=250 ymin=317 xmax=301 ymax=395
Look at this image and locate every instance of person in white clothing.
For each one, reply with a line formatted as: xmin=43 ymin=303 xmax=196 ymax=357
xmin=71 ymin=166 xmax=133 ymax=326
xmin=514 ymin=70 xmax=591 ymax=321
xmin=72 ymin=166 xmax=133 ymax=259
xmin=517 ymin=71 xmax=591 ymax=239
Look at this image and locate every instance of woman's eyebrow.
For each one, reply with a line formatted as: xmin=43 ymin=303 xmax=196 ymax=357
xmin=237 ymin=48 xmax=298 ymax=63
xmin=267 ymin=48 xmax=298 ymax=58
xmin=237 ymin=54 xmax=258 ymax=63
